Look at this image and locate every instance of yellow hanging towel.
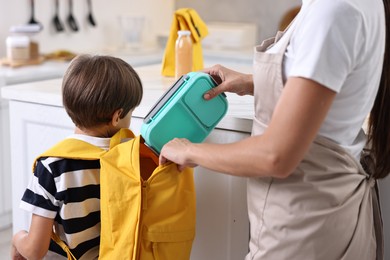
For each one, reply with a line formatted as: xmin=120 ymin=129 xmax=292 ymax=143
xmin=32 ymin=128 xmax=196 ymax=260
xmin=161 ymin=8 xmax=209 ymax=77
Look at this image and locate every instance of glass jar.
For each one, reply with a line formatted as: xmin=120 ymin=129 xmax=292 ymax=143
xmin=175 ymin=30 xmax=193 ymax=79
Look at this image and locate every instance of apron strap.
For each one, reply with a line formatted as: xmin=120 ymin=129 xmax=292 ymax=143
xmin=373 ymin=180 xmax=384 ymax=260
xmin=360 ymin=142 xmax=384 ymax=259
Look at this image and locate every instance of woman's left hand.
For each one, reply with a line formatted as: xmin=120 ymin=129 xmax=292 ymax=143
xmin=159 ymin=138 xmax=197 ymax=171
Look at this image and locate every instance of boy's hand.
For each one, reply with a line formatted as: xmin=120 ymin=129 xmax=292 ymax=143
xmin=11 ymin=244 xmax=26 ymax=260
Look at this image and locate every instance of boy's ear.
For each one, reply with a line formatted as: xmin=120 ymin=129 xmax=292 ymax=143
xmin=111 ymin=109 xmax=123 ymax=126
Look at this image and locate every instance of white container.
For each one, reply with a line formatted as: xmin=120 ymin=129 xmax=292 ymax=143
xmin=9 ymin=24 xmax=41 ymax=34
xmin=6 ymin=36 xmax=30 ymax=61
xmin=118 ymin=15 xmax=145 ymax=49
xmin=202 ymin=22 xmax=257 ymax=50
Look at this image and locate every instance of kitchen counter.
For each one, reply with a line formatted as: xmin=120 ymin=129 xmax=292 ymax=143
xmin=1 ymin=63 xmax=255 ymax=133
xmin=0 ymin=47 xmax=254 ymax=86
xmin=0 ymin=51 xmax=164 ymax=86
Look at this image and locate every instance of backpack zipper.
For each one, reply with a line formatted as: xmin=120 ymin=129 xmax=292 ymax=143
xmin=135 ymin=180 xmax=149 ymax=259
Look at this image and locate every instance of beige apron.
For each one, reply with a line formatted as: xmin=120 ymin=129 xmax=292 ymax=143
xmin=246 ymin=12 xmax=383 ymax=260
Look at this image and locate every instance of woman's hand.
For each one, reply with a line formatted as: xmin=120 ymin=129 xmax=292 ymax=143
xmin=159 ymin=138 xmax=197 ymax=171
xmin=202 ymin=64 xmax=254 ymax=100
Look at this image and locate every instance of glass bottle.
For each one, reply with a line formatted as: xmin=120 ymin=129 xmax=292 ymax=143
xmin=175 ymin=30 xmax=193 ymax=79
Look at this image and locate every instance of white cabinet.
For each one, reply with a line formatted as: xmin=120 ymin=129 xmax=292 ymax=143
xmin=0 ymin=81 xmax=12 ymax=229
xmin=191 ymin=129 xmax=250 ymax=260
xmin=7 ymin=100 xmax=249 ymax=260
xmin=0 ymin=66 xmax=66 ymax=230
xmin=0 ymin=62 xmax=70 ymax=229
xmin=8 ymin=101 xmax=74 ymax=230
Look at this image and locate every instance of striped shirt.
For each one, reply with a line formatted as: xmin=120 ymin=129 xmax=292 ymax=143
xmin=20 ymin=134 xmax=110 ymax=259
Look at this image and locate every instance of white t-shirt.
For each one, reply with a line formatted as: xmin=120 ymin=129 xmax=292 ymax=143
xmin=270 ymin=0 xmax=385 ymax=158
xmin=69 ymin=134 xmax=111 ymax=150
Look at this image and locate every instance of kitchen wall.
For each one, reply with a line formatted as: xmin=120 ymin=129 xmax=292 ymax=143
xmin=0 ymin=0 xmax=302 ymax=58
xmin=0 ymin=0 xmax=174 ymax=57
xmin=175 ymin=0 xmax=301 ymax=43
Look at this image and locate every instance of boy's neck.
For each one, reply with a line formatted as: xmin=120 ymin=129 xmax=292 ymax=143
xmin=74 ymin=126 xmax=116 ymax=138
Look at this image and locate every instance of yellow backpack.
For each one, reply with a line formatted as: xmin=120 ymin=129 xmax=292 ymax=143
xmin=34 ymin=128 xmax=196 ymax=259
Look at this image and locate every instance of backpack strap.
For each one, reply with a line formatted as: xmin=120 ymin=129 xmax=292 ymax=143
xmin=109 ymin=128 xmax=135 ymax=149
xmin=32 ymin=129 xmax=136 ymax=258
xmin=32 ymin=137 xmax=106 ymax=259
xmin=32 ymin=138 xmax=106 ymax=172
xmin=51 ymin=231 xmax=76 ymax=260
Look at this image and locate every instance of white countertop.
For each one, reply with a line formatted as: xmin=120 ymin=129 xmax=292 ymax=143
xmin=0 ymin=47 xmax=254 ymax=85
xmin=1 ymin=62 xmax=255 ymax=133
xmin=0 ymin=51 xmax=164 ymax=86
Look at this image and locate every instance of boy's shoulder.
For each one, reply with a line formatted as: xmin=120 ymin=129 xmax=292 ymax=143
xmin=35 ymin=155 xmax=100 ymax=179
xmin=41 ymin=137 xmax=107 ymax=159
xmin=33 ymin=137 xmax=107 ymax=173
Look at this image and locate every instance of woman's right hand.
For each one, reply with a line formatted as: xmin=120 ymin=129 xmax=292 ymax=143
xmin=202 ymin=64 xmax=254 ymax=100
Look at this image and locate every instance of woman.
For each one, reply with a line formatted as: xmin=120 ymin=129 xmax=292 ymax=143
xmin=159 ymin=0 xmax=389 ymax=259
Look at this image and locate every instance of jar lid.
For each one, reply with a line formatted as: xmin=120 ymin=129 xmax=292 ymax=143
xmin=6 ymin=36 xmax=30 ymax=47
xmin=177 ymin=30 xmax=191 ymax=36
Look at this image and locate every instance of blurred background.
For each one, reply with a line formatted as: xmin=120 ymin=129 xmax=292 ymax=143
xmin=0 ymin=0 xmax=301 ymax=57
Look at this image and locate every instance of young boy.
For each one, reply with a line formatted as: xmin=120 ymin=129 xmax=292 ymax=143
xmin=11 ymin=54 xmax=143 ymax=259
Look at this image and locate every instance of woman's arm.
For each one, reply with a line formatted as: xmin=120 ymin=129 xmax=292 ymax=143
xmin=160 ymin=76 xmax=336 ymax=178
xmin=12 ymin=214 xmax=54 ymax=260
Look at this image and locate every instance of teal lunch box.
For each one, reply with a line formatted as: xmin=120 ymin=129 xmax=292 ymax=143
xmin=141 ymin=72 xmax=228 ymax=154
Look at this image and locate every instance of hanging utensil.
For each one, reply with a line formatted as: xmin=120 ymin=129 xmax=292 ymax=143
xmin=28 ymin=0 xmax=43 ymax=30
xmin=87 ymin=0 xmax=96 ymax=27
xmin=53 ymin=0 xmax=64 ymax=32
xmin=67 ymin=0 xmax=79 ymax=31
